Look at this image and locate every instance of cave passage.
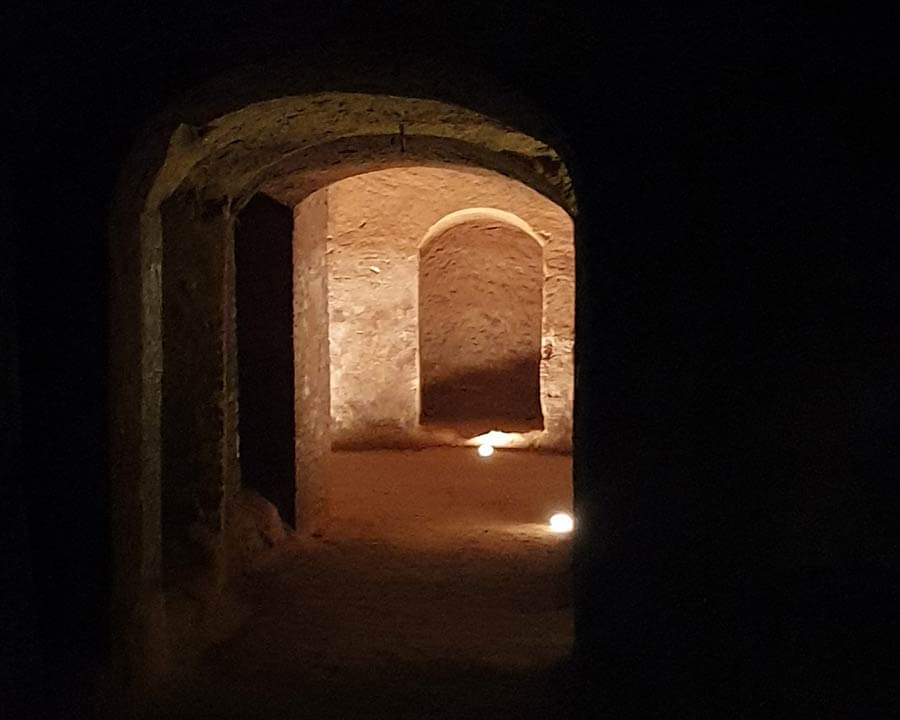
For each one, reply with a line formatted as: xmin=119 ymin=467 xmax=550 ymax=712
xmin=109 ymin=90 xmax=577 ymax=719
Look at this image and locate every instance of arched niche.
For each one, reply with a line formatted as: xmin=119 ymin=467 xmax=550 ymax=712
xmin=418 ymin=209 xmax=545 ymax=434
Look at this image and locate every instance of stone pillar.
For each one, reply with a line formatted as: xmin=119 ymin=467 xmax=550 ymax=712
xmin=221 ymin=202 xmax=240 ymax=566
xmin=159 ymin=190 xmax=234 ymax=593
xmin=107 ymin=202 xmax=169 ymax=702
xmin=292 ymin=190 xmax=331 ymax=532
xmin=540 ymin=221 xmax=575 ymax=450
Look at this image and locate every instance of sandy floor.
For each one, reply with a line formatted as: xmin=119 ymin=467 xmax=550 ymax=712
xmin=148 ymin=448 xmax=575 ymax=719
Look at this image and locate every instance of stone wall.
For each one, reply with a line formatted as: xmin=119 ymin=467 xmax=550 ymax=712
xmin=322 ymin=166 xmax=574 ymax=450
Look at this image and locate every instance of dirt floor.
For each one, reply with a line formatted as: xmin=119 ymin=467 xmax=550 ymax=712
xmin=145 ymin=447 xmax=575 ymax=719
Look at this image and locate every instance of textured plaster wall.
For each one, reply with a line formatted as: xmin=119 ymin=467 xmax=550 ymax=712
xmin=322 ymin=166 xmax=573 ymax=450
xmin=419 ymin=220 xmax=543 ymax=429
xmin=292 ymin=191 xmax=331 ymax=530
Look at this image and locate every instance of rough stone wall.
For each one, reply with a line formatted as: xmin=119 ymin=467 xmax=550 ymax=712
xmin=292 ymin=190 xmax=331 ymax=530
xmin=323 ymin=166 xmax=573 ymax=450
xmin=160 ymin=191 xmax=231 ymax=591
xmin=419 ymin=220 xmax=543 ymax=429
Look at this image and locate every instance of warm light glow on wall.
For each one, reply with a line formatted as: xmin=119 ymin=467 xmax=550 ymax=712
xmin=477 ymin=443 xmax=495 ymax=457
xmin=549 ymin=512 xmax=574 ymax=533
xmin=468 ymin=430 xmax=524 ymax=448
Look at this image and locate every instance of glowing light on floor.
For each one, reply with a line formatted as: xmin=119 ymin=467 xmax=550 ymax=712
xmin=549 ymin=512 xmax=574 ymax=533
xmin=469 ymin=430 xmax=524 ymax=448
xmin=477 ymin=443 xmax=495 ymax=457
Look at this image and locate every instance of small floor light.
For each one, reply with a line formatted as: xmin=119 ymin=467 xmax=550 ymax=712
xmin=549 ymin=512 xmax=573 ymax=533
xmin=477 ymin=443 xmax=495 ymax=457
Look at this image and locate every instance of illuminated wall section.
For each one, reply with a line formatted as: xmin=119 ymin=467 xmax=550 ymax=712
xmin=315 ymin=165 xmax=574 ymax=451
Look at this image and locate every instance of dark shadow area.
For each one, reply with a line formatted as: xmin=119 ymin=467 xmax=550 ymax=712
xmin=421 ymin=361 xmax=544 ymax=433
xmin=145 ymin=656 xmax=572 ymax=720
xmin=235 ymin=194 xmax=296 ymax=526
xmin=138 ymin=447 xmax=574 ymax=719
xmin=0 ymin=184 xmax=42 ymax=716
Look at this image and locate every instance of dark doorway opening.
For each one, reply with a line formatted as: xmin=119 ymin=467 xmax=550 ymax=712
xmin=235 ymin=194 xmax=296 ymax=526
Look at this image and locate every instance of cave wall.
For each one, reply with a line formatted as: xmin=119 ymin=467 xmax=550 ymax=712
xmin=419 ymin=219 xmax=544 ymax=429
xmin=323 ymin=166 xmax=574 ymax=450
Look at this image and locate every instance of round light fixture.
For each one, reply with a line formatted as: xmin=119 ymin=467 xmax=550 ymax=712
xmin=549 ymin=512 xmax=574 ymax=533
xmin=477 ymin=443 xmax=495 ymax=457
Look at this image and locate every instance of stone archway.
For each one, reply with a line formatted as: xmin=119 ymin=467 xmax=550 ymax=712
xmin=108 ymin=89 xmax=577 ymax=690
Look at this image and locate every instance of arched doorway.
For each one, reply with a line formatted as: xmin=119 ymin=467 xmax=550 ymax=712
xmin=108 ymin=89 xmax=578 ymax=696
xmin=418 ymin=211 xmax=544 ymax=434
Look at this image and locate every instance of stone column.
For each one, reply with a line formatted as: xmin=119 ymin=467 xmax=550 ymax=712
xmin=159 ymin=190 xmax=234 ymax=594
xmin=107 ymin=195 xmax=169 ymax=702
xmin=292 ymin=190 xmax=331 ymax=532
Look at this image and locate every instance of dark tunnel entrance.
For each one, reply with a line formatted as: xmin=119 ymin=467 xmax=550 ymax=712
xmin=234 ymin=195 xmax=297 ymax=526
